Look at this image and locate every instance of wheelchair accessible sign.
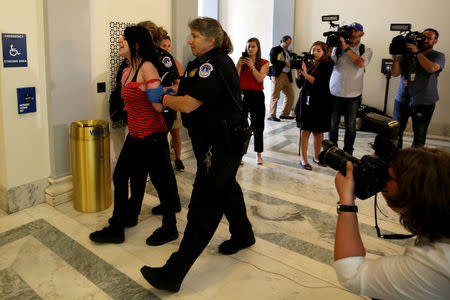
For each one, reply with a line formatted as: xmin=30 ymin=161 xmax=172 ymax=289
xmin=2 ymin=33 xmax=28 ymax=67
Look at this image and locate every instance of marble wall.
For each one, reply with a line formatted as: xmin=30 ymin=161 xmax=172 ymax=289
xmin=1 ymin=179 xmax=48 ymax=214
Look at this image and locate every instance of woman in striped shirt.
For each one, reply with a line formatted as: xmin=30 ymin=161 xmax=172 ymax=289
xmin=90 ymin=26 xmax=179 ymax=246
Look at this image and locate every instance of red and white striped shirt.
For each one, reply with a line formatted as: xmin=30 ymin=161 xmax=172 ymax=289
xmin=121 ymin=79 xmax=167 ymax=137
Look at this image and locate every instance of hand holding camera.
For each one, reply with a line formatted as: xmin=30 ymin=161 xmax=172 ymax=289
xmin=406 ymin=43 xmax=419 ymax=54
xmin=335 ymin=162 xmax=356 ymax=206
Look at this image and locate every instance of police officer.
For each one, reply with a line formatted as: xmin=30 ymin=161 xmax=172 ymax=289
xmin=137 ymin=21 xmax=182 ymax=218
xmin=140 ymin=17 xmax=255 ymax=292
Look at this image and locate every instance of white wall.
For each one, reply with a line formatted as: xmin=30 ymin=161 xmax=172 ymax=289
xmin=219 ymin=0 xmax=274 ymax=101
xmin=0 ymin=0 xmax=50 ymax=188
xmin=295 ymin=0 xmax=450 ymax=136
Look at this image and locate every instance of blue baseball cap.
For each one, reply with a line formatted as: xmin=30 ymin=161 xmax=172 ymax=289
xmin=349 ymin=22 xmax=364 ymax=32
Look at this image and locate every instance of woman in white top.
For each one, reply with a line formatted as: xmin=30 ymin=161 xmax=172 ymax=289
xmin=334 ymin=147 xmax=450 ymax=300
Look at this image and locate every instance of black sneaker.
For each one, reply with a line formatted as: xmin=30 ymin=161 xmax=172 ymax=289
xmin=279 ymin=115 xmax=294 ymax=120
xmin=267 ymin=116 xmax=280 ymax=122
xmin=89 ymin=226 xmax=124 ymax=244
xmin=140 ymin=266 xmax=181 ymax=292
xmin=174 ymin=159 xmax=185 ymax=171
xmin=218 ymin=236 xmax=255 ymax=255
xmin=151 ymin=204 xmax=181 ymax=215
xmin=146 ymin=226 xmax=179 ymax=246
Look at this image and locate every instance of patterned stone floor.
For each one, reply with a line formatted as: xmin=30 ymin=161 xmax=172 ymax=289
xmin=1 ymin=115 xmax=449 ymax=299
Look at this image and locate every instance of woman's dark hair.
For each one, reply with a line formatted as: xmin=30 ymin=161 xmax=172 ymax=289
xmin=310 ymin=41 xmax=330 ymax=62
xmin=389 ymin=147 xmax=450 ymax=241
xmin=243 ymin=37 xmax=262 ymax=70
xmin=123 ymin=26 xmax=158 ymax=68
xmin=188 ymin=17 xmax=233 ymax=54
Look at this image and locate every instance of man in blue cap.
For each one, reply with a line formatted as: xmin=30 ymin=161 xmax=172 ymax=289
xmin=329 ymin=22 xmax=373 ymax=155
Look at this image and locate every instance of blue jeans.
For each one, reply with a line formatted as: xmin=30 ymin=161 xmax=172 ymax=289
xmin=328 ymin=95 xmax=361 ymax=154
xmin=393 ymin=100 xmax=435 ymax=148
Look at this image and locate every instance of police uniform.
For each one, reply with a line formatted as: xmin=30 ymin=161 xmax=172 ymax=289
xmin=156 ymin=48 xmax=180 ymax=87
xmin=161 ymin=48 xmax=255 ymax=283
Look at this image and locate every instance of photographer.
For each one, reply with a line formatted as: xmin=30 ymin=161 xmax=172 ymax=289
xmin=237 ymin=37 xmax=269 ymax=165
xmin=391 ymin=28 xmax=445 ymax=149
xmin=329 ymin=22 xmax=373 ymax=155
xmin=294 ymin=41 xmax=334 ymax=170
xmin=334 ymin=147 xmax=450 ymax=299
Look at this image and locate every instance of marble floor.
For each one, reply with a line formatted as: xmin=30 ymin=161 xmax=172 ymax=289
xmin=1 ymin=116 xmax=449 ymax=299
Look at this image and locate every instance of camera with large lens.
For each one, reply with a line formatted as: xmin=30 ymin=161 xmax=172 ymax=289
xmin=322 ymin=15 xmax=353 ymax=47
xmin=389 ymin=24 xmax=425 ymax=55
xmin=319 ymin=113 xmax=401 ymax=199
xmin=290 ymin=52 xmax=314 ymax=69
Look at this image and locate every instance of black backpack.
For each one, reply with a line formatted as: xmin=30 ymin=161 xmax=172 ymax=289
xmin=109 ymin=60 xmax=128 ymax=126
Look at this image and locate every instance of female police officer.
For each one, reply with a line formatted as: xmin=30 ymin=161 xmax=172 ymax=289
xmin=140 ymin=17 xmax=255 ymax=292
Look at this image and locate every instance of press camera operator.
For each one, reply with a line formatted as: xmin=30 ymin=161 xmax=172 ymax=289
xmin=391 ymin=28 xmax=445 ymax=149
xmin=333 ymin=147 xmax=450 ymax=299
xmin=329 ymin=22 xmax=373 ymax=155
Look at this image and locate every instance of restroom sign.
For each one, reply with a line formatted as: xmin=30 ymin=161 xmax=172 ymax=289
xmin=2 ymin=33 xmax=28 ymax=67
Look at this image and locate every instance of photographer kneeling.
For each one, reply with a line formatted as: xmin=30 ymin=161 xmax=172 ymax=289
xmin=333 ymin=147 xmax=450 ymax=299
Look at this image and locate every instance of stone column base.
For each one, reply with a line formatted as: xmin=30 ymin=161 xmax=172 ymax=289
xmin=45 ymin=175 xmax=73 ymax=207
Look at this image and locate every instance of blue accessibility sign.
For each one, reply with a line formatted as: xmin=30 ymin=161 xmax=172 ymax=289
xmin=2 ymin=33 xmax=28 ymax=68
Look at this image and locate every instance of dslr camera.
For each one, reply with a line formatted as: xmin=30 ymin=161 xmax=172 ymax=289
xmin=319 ymin=113 xmax=401 ymax=200
xmin=322 ymin=15 xmax=353 ymax=47
xmin=389 ymin=24 xmax=425 ymax=55
xmin=290 ymin=52 xmax=314 ymax=69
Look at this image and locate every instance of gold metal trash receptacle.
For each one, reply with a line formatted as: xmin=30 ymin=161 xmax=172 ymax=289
xmin=70 ymin=120 xmax=112 ymax=212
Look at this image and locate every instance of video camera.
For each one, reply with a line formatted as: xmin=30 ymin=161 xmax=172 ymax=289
xmin=319 ymin=113 xmax=401 ymax=199
xmin=322 ymin=15 xmax=353 ymax=47
xmin=290 ymin=52 xmax=314 ymax=69
xmin=389 ymin=24 xmax=425 ymax=55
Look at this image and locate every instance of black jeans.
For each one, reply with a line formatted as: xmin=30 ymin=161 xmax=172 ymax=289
xmin=162 ymin=138 xmax=254 ymax=283
xmin=109 ymin=132 xmax=179 ymax=228
xmin=393 ymin=100 xmax=435 ymax=149
xmin=328 ymin=95 xmax=361 ymax=154
xmin=242 ymin=90 xmax=265 ymax=153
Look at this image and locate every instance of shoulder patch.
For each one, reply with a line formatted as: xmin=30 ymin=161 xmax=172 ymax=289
xmin=199 ymin=63 xmax=214 ymax=78
xmin=162 ymin=56 xmax=173 ymax=68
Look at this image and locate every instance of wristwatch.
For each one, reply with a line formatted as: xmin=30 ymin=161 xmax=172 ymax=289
xmin=337 ymin=202 xmax=358 ymax=214
xmin=345 ymin=47 xmax=351 ymax=53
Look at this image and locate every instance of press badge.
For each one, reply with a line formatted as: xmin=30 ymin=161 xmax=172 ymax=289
xmin=199 ymin=63 xmax=213 ymax=78
xmin=162 ymin=56 xmax=173 ymax=68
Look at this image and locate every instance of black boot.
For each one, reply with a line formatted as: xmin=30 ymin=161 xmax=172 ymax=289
xmin=151 ymin=204 xmax=181 ymax=215
xmin=146 ymin=226 xmax=179 ymax=246
xmin=218 ymin=235 xmax=255 ymax=255
xmin=89 ymin=226 xmax=124 ymax=244
xmin=140 ymin=266 xmax=181 ymax=292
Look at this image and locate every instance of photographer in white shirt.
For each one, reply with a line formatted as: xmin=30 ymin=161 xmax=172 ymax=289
xmin=333 ymin=147 xmax=450 ymax=300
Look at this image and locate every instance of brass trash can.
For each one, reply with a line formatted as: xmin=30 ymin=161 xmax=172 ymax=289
xmin=71 ymin=120 xmax=112 ymax=212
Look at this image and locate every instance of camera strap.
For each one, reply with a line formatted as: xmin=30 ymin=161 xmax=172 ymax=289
xmin=373 ymin=194 xmax=415 ymax=240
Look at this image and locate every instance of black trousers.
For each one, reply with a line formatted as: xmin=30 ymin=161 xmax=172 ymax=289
xmin=393 ymin=100 xmax=435 ymax=149
xmin=109 ymin=132 xmax=179 ymax=228
xmin=242 ymin=90 xmax=265 ymax=153
xmin=162 ymin=140 xmax=254 ymax=282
